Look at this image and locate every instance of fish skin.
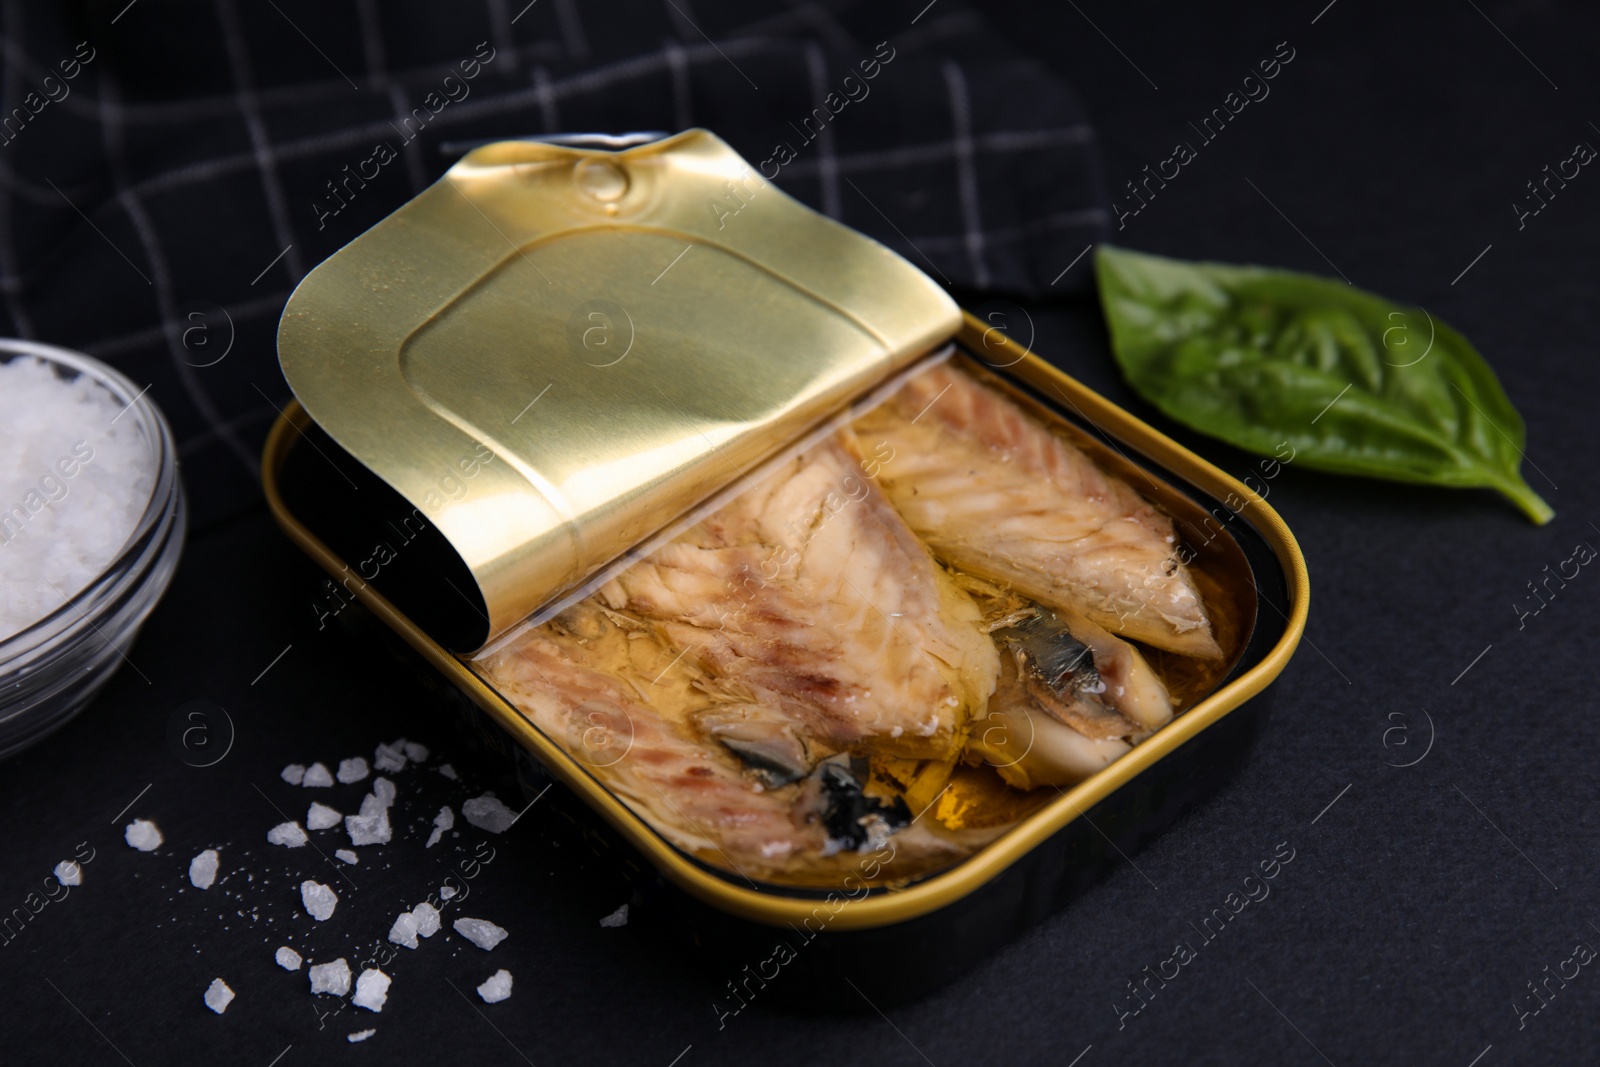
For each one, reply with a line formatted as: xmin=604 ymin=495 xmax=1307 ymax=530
xmin=604 ymin=436 xmax=999 ymax=763
xmin=855 ymin=363 xmax=1222 ymax=659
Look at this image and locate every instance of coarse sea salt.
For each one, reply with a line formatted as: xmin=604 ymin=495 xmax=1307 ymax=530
xmin=334 ymin=849 xmax=358 ymax=865
xmin=425 ymin=805 xmax=454 ymax=849
xmin=348 ymin=1029 xmax=375 ymax=1043
xmin=462 ymin=795 xmax=517 ymax=834
xmin=437 ymin=763 xmax=458 ymax=781
xmin=302 ymin=762 xmax=334 ymax=788
xmin=388 ymin=911 xmax=419 ymax=950
xmin=352 ymin=968 xmax=390 ymax=1012
xmin=373 ymin=741 xmax=406 ymax=773
xmin=53 ymin=860 xmax=82 ymax=886
xmin=300 ymin=879 xmax=338 ymax=921
xmin=267 ymin=821 xmax=309 ymax=848
xmin=124 ymin=818 xmax=162 ymax=851
xmin=281 ymin=763 xmax=307 ymax=785
xmin=203 ymin=978 xmax=234 ymax=1014
xmin=411 ymin=902 xmax=440 ymax=938
xmin=345 ymin=808 xmax=391 ymax=847
xmin=476 ymin=969 xmax=513 ymax=1004
xmin=308 ymin=958 xmax=351 ymax=996
xmin=306 ymin=802 xmax=342 ymax=831
xmin=439 ymin=885 xmax=457 ymax=901
xmin=189 ymin=849 xmax=220 ymax=889
xmin=453 ymin=917 xmax=508 ymax=951
xmin=336 ymin=756 xmax=370 ymax=783
xmin=402 ymin=741 xmax=429 ymax=763
xmin=275 ymin=946 xmax=302 ymax=971
xmin=372 ymin=777 xmax=397 ymax=807
xmin=599 ymin=904 xmax=629 ymax=928
xmin=0 ymin=356 xmax=155 ymax=640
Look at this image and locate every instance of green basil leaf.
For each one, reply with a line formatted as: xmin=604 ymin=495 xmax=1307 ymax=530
xmin=1094 ymin=245 xmax=1553 ymax=524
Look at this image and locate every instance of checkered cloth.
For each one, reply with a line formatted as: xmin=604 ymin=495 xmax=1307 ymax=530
xmin=1 ymin=0 xmax=1107 ymax=528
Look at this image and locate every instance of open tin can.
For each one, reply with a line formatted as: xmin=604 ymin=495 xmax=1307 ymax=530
xmin=264 ymin=130 xmax=1307 ymax=1007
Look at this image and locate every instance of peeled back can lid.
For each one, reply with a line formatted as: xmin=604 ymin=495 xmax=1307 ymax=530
xmin=277 ymin=129 xmax=960 ymax=651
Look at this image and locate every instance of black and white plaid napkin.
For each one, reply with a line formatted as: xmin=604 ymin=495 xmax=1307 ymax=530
xmin=2 ymin=0 xmax=1107 ymax=528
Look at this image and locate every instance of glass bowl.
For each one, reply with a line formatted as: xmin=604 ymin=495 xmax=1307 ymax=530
xmin=0 ymin=338 xmax=186 ymax=758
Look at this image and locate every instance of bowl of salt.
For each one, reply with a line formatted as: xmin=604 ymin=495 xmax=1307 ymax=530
xmin=0 ymin=339 xmax=184 ymax=757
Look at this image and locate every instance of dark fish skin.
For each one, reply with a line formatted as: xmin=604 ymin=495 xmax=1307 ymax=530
xmin=994 ymin=606 xmax=1139 ymax=740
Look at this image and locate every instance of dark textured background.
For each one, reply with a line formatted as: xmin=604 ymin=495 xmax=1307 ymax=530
xmin=4 ymin=2 xmax=1599 ymax=1065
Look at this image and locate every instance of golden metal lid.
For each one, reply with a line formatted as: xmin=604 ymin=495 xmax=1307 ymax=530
xmin=278 ymin=129 xmax=959 ymax=649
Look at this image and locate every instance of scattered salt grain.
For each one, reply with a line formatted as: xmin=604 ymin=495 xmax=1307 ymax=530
xmin=189 ymin=849 xmax=220 ymax=889
xmin=352 ymin=968 xmax=390 ymax=1012
xmin=453 ymin=917 xmax=508 ymax=951
xmin=302 ymin=762 xmax=334 ymax=787
xmin=372 ymin=777 xmax=397 ymax=808
xmin=373 ymin=742 xmax=406 ymax=773
xmin=425 ymin=806 xmax=454 ymax=848
xmin=336 ymin=757 xmax=370 ymax=784
xmin=334 ymin=848 xmax=358 ymax=865
xmin=411 ymin=902 xmax=440 ymax=938
xmin=345 ymin=808 xmax=391 ymax=847
xmin=388 ymin=911 xmax=419 ymax=950
xmin=462 ymin=795 xmax=517 ymax=834
xmin=281 ymin=763 xmax=307 ymax=785
xmin=599 ymin=903 xmax=629 ymax=928
xmin=53 ymin=860 xmax=82 ymax=887
xmin=267 ymin=821 xmax=309 ymax=848
xmin=306 ymin=802 xmax=342 ymax=831
xmin=0 ymin=356 xmax=156 ymax=638
xmin=476 ymin=969 xmax=513 ymax=1004
xmin=203 ymin=978 xmax=234 ymax=1014
xmin=300 ymin=879 xmax=338 ymax=921
xmin=308 ymin=958 xmax=351 ymax=995
xmin=124 ymin=819 xmax=162 ymax=851
xmin=275 ymin=946 xmax=302 ymax=971
xmin=348 ymin=1029 xmax=375 ymax=1043
xmin=402 ymin=741 xmax=429 ymax=763
xmin=439 ymin=885 xmax=457 ymax=900
xmin=438 ymin=763 xmax=458 ymax=780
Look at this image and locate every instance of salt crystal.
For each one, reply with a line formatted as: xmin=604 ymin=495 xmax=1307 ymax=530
xmin=357 ymin=793 xmax=385 ymax=819
xmin=308 ymin=958 xmax=351 ymax=995
xmin=411 ymin=902 xmax=441 ymax=938
xmin=53 ymin=860 xmax=82 ymax=887
xmin=203 ymin=978 xmax=234 ymax=1014
xmin=334 ymin=849 xmax=358 ymax=865
xmin=352 ymin=968 xmax=390 ymax=1012
xmin=124 ymin=819 xmax=162 ymax=851
xmin=476 ymin=969 xmax=513 ymax=1004
xmin=388 ymin=911 xmax=419 ymax=949
xmin=336 ymin=757 xmax=370 ymax=784
xmin=275 ymin=946 xmax=302 ymax=971
xmin=453 ymin=917 xmax=508 ymax=951
xmin=348 ymin=1029 xmax=375 ymax=1043
xmin=372 ymin=777 xmax=397 ymax=807
xmin=189 ymin=849 xmax=220 ymax=889
xmin=439 ymin=885 xmax=457 ymax=900
xmin=0 ymin=357 xmax=157 ymax=638
xmin=373 ymin=742 xmax=406 ymax=773
xmin=599 ymin=903 xmax=629 ymax=928
xmin=345 ymin=809 xmax=391 ymax=847
xmin=402 ymin=741 xmax=429 ymax=763
xmin=425 ymin=805 xmax=454 ymax=849
xmin=300 ymin=879 xmax=338 ymax=921
xmin=306 ymin=802 xmax=342 ymax=831
xmin=302 ymin=762 xmax=334 ymax=788
xmin=281 ymin=763 xmax=307 ymax=785
xmin=267 ymin=821 xmax=308 ymax=848
xmin=438 ymin=763 xmax=458 ymax=781
xmin=462 ymin=795 xmax=517 ymax=834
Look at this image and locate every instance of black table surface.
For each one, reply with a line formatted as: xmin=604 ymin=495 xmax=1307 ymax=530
xmin=5 ymin=3 xmax=1600 ymax=1065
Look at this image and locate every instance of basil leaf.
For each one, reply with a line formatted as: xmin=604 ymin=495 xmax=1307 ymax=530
xmin=1094 ymin=245 xmax=1553 ymax=524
